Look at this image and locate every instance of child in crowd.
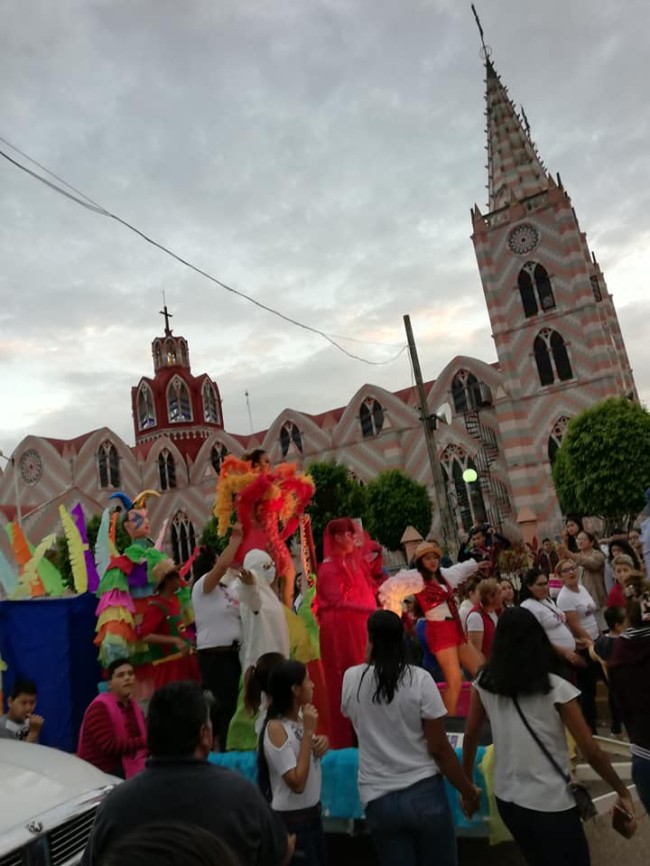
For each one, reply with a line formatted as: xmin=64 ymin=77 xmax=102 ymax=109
xmin=0 ymin=678 xmax=44 ymax=742
xmin=591 ymin=606 xmax=627 ymax=737
xmin=243 ymin=652 xmax=286 ymax=737
xmin=607 ymin=554 xmax=635 ymax=607
xmin=258 ymin=660 xmax=328 ymax=866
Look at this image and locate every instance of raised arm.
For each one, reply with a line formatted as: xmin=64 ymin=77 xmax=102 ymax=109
xmin=202 ymin=524 xmax=244 ymax=593
xmin=441 ymin=559 xmax=479 ymax=590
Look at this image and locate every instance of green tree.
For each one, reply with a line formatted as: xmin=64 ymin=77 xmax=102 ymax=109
xmin=365 ymin=469 xmax=432 ymax=551
xmin=552 ymin=397 xmax=650 ymax=530
xmin=199 ymin=516 xmax=232 ymax=555
xmin=306 ymin=460 xmax=368 ymax=558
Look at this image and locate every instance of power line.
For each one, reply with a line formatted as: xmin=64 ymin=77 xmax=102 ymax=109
xmin=0 ymin=137 xmax=408 ymax=366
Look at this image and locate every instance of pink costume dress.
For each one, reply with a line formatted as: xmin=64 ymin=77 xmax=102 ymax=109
xmin=316 ymin=534 xmax=377 ymax=749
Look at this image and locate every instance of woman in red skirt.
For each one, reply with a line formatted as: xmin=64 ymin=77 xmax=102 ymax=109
xmin=379 ymin=541 xmax=482 ymax=714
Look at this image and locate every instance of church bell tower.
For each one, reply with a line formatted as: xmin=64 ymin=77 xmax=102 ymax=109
xmin=469 ymin=46 xmax=637 ymax=529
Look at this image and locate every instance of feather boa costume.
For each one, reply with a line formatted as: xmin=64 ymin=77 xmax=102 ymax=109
xmin=214 ymin=455 xmax=314 ymax=596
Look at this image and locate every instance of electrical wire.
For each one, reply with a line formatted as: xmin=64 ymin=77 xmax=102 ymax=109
xmin=0 ymin=137 xmax=408 ymax=366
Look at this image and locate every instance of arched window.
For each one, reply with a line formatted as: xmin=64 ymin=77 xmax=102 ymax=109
xmin=158 ymin=448 xmax=177 ymax=490
xmin=98 ymin=441 xmax=120 ymax=488
xmin=518 ymin=269 xmax=538 ymax=318
xmin=548 ymin=416 xmax=571 ymax=464
xmin=280 ymin=422 xmax=303 ymax=458
xmin=451 ymin=371 xmax=483 ymax=414
xmin=137 ymin=383 xmax=156 ymax=430
xmin=165 ymin=339 xmax=177 ymax=366
xmin=534 ymin=331 xmax=555 ymax=386
xmin=179 ymin=340 xmax=189 ymax=366
xmin=202 ymin=381 xmax=220 ymax=424
xmin=171 ymin=511 xmax=196 ymax=565
xmin=551 ymin=331 xmax=573 ymax=381
xmin=167 ymin=377 xmax=192 ymax=423
xmin=534 ymin=329 xmax=573 ymax=386
xmin=211 ymin=443 xmax=228 ymax=474
xmin=518 ymin=262 xmax=555 ymax=317
xmin=441 ymin=444 xmax=486 ymax=532
xmin=359 ymin=398 xmax=384 ymax=438
xmin=153 ymin=340 xmax=163 ymax=369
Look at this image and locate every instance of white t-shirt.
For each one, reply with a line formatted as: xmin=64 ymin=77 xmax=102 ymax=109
xmin=458 ymin=599 xmax=474 ymax=631
xmin=263 ymin=717 xmax=321 ymax=811
xmin=341 ymin=664 xmax=446 ymax=806
xmin=474 ymin=673 xmax=580 ymax=811
xmin=191 ymin=575 xmax=242 ymax=650
xmin=557 ymin=585 xmax=600 ymax=640
xmin=466 ymin=609 xmax=498 ymax=633
xmin=521 ymin=598 xmax=576 ymax=651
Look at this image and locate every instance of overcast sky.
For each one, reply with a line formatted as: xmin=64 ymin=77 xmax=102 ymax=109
xmin=1 ymin=0 xmax=649 ymax=459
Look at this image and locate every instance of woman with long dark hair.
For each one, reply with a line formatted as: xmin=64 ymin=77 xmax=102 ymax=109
xmin=520 ymin=568 xmax=584 ymax=673
xmin=563 ymin=515 xmax=584 ymax=554
xmin=379 ymin=541 xmax=481 ymax=714
xmin=463 ymin=607 xmax=635 ymax=865
xmin=258 ymin=660 xmax=328 ymax=866
xmin=342 ymin=610 xmax=480 ymax=866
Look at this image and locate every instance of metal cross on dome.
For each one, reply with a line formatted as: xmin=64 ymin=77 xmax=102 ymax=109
xmin=159 ymin=303 xmax=173 ymax=337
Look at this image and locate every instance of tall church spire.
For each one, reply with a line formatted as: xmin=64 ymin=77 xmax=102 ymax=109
xmin=484 ymin=58 xmax=551 ymax=213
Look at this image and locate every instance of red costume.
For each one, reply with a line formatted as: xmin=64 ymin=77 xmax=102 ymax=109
xmin=416 ymin=577 xmax=466 ymax=654
xmin=316 ymin=518 xmax=377 ymax=748
xmin=138 ymin=594 xmax=199 ymax=690
xmin=468 ymin=604 xmax=497 ymax=659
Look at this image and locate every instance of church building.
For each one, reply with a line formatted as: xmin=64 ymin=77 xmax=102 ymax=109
xmin=0 ymin=53 xmax=637 ymax=563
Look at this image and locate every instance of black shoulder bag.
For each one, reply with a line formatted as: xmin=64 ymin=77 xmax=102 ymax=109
xmin=512 ymin=697 xmax=596 ymax=822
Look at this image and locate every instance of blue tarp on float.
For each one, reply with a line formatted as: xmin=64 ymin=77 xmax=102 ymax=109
xmin=209 ymin=746 xmax=490 ymax=831
xmin=0 ymin=594 xmax=101 ymax=752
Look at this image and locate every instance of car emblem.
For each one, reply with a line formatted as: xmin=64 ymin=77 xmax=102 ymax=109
xmin=27 ymin=820 xmax=44 ymax=835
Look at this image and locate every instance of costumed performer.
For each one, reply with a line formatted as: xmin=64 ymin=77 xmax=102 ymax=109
xmin=94 ymin=490 xmax=172 ymax=675
xmin=316 ymin=517 xmax=378 ymax=749
xmin=136 ymin=558 xmax=200 ymax=692
xmin=214 ymin=451 xmax=314 ymax=607
xmin=224 ymin=548 xmax=291 ymax=750
xmin=379 ymin=540 xmax=481 ymax=715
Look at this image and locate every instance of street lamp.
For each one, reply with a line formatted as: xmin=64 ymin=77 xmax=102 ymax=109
xmin=0 ymin=450 xmax=22 ymax=526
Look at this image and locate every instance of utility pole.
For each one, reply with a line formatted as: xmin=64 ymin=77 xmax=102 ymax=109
xmin=403 ymin=315 xmax=457 ymax=553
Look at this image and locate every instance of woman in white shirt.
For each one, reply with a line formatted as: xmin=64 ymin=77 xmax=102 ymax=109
xmin=520 ymin=568 xmax=584 ymax=674
xmin=556 ymin=559 xmax=601 ymax=734
xmin=463 ymin=607 xmax=635 ymax=865
xmin=341 ymin=610 xmax=480 ymax=866
xmin=259 ymin=660 xmax=329 ymax=866
xmin=191 ymin=525 xmax=245 ymax=751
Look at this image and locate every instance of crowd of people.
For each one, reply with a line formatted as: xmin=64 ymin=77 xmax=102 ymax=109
xmin=4 ymin=497 xmax=650 ymax=866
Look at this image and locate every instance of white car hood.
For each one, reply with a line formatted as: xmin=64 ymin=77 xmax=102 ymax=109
xmin=0 ymin=740 xmax=117 ymax=832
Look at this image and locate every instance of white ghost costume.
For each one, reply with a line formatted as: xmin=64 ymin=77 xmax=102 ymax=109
xmin=228 ymin=549 xmax=290 ymax=671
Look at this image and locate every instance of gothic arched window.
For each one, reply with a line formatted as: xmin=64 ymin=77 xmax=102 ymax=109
xmin=359 ymin=398 xmax=385 ymax=438
xmin=179 ymin=340 xmax=189 ymax=366
xmin=165 ymin=339 xmax=177 ymax=366
xmin=548 ymin=416 xmax=571 ymax=464
xmin=441 ymin=444 xmax=486 ymax=532
xmin=153 ymin=340 xmax=163 ymax=369
xmin=534 ymin=331 xmax=555 ymax=386
xmin=550 ymin=331 xmax=573 ymax=381
xmin=98 ymin=440 xmax=120 ymax=488
xmin=518 ymin=262 xmax=556 ymax=317
xmin=211 ymin=443 xmax=228 ymax=474
xmin=167 ymin=377 xmax=192 ymax=423
xmin=158 ymin=448 xmax=177 ymax=490
xmin=451 ymin=371 xmax=479 ymax=414
xmin=534 ymin=329 xmax=573 ymax=386
xmin=171 ymin=511 xmax=196 ymax=565
xmin=202 ymin=381 xmax=220 ymax=424
xmin=518 ymin=269 xmax=538 ymax=318
xmin=280 ymin=422 xmax=303 ymax=458
xmin=137 ymin=383 xmax=156 ymax=430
